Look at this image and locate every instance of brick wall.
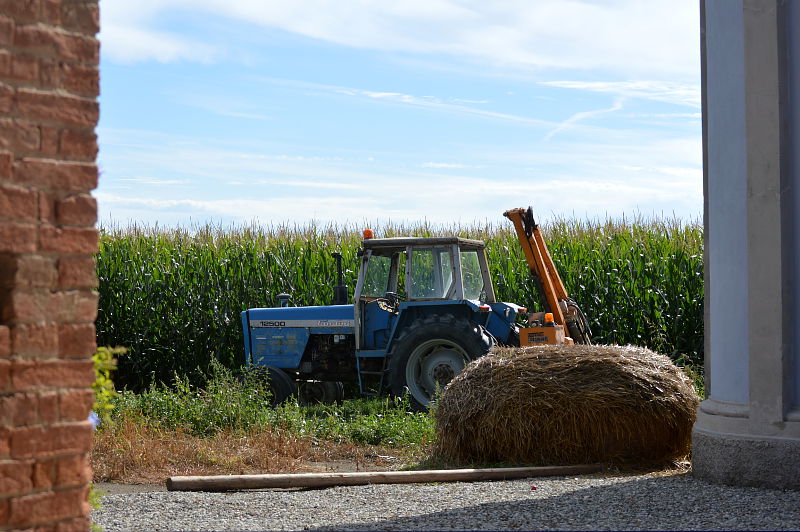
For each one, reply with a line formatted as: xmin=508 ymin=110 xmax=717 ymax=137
xmin=0 ymin=0 xmax=100 ymax=530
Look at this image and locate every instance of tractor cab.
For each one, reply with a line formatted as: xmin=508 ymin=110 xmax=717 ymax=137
xmin=353 ymin=236 xmax=496 ymax=350
xmin=349 ymin=235 xmax=524 ymax=407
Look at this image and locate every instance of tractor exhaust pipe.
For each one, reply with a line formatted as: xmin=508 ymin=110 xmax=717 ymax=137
xmin=331 ymin=253 xmax=348 ymax=305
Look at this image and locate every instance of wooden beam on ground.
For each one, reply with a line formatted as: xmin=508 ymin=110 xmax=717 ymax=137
xmin=166 ymin=464 xmax=604 ymax=492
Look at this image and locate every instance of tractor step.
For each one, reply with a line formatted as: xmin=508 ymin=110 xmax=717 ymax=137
xmin=356 ymin=354 xmax=389 ymax=396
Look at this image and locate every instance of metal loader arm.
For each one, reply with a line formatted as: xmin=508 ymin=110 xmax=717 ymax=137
xmin=503 ymin=207 xmax=568 ymax=327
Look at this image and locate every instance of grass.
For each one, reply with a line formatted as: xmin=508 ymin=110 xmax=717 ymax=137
xmin=96 ymin=217 xmax=704 ymax=391
xmin=92 ymin=361 xmax=434 ymax=483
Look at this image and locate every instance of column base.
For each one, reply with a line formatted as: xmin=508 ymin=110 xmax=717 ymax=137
xmin=693 ymin=404 xmax=800 ymax=490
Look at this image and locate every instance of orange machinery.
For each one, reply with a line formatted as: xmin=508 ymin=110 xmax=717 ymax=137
xmin=504 ymin=207 xmax=592 ymax=346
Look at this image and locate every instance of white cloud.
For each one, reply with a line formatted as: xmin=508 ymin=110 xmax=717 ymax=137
xmin=100 ymin=23 xmax=217 ymax=64
xmin=100 ymin=0 xmax=700 ymax=79
xmin=539 ymin=80 xmax=701 ymax=108
xmin=118 ymin=177 xmax=190 ymax=185
xmin=330 ymin=85 xmax=552 ymax=126
xmin=422 ymin=162 xmax=473 ymax=169
xmin=545 ymin=97 xmax=625 ymax=141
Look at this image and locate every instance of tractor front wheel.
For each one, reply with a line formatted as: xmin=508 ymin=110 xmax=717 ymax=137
xmin=388 ymin=314 xmax=493 ymax=411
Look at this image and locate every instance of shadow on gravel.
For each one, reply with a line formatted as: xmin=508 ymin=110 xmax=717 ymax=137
xmin=309 ymin=473 xmax=800 ymax=532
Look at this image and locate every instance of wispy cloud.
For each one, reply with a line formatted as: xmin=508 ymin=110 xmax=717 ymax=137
xmin=101 ymin=1 xmax=700 ymax=79
xmin=539 ymin=80 xmax=701 ymax=108
xmin=251 ymin=77 xmax=556 ymax=127
xmin=421 ymin=162 xmax=474 ymax=169
xmin=101 ymin=23 xmax=218 ymax=64
xmin=545 ymin=98 xmax=625 ymax=141
xmin=118 ymin=177 xmax=190 ymax=185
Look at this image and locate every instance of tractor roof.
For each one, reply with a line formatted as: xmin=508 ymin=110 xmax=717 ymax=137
xmin=362 ymin=236 xmax=485 ymax=250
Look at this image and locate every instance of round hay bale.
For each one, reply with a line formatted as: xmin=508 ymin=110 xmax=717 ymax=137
xmin=433 ymin=344 xmax=700 ymax=466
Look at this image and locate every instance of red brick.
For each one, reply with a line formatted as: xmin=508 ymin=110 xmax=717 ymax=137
xmin=39 ymin=190 xmax=56 ymax=222
xmin=0 ymin=118 xmax=40 ymax=152
xmin=56 ymin=256 xmax=96 ymax=290
xmin=0 ymin=255 xmax=58 ymax=289
xmin=61 ymin=2 xmax=99 ymax=35
xmin=15 ymin=89 xmax=99 ymax=129
xmin=58 ymin=389 xmax=94 ymax=421
xmin=0 ymin=222 xmax=36 ymax=253
xmin=0 ymin=461 xmax=33 ymax=495
xmin=60 ymin=62 xmax=98 ymax=97
xmin=59 ymin=485 xmax=91 ymax=521
xmin=0 ymin=288 xmax=50 ymax=322
xmin=0 ymin=325 xmax=9 ymax=357
xmin=0 ymin=393 xmax=39 ymax=425
xmin=58 ymin=128 xmax=96 ymax=161
xmin=0 ymin=361 xmax=9 ymax=395
xmin=0 ymin=499 xmax=8 ymax=526
xmin=0 ymin=82 xmax=13 ymax=113
xmin=0 ymin=426 xmax=10 ymax=457
xmin=55 ymin=194 xmax=96 ymax=226
xmin=51 ymin=422 xmax=93 ymax=455
xmin=41 ymin=0 xmax=61 ymax=25
xmin=9 ymin=490 xmax=53 ymax=528
xmin=40 ymin=125 xmax=59 ymax=156
xmin=56 ymin=516 xmax=91 ymax=532
xmin=0 ymin=151 xmax=11 ymax=178
xmin=0 ymin=50 xmax=10 ymax=75
xmin=38 ymin=391 xmax=59 ymax=424
xmin=39 ymin=57 xmax=58 ymax=88
xmin=11 ymin=54 xmax=39 ymax=83
xmin=56 ymin=454 xmax=90 ymax=487
xmin=14 ymin=24 xmax=99 ymax=64
xmin=0 ymin=0 xmax=39 ymax=22
xmin=0 ymin=16 xmax=14 ymax=46
xmin=12 ymin=159 xmax=97 ymax=192
xmin=0 ymin=183 xmax=37 ymax=222
xmin=40 ymin=225 xmax=98 ymax=253
xmin=57 ymin=323 xmax=95 ymax=357
xmin=12 ymin=360 xmax=94 ymax=390
xmin=32 ymin=458 xmax=55 ymax=489
xmin=10 ymin=322 xmax=59 ymax=359
xmin=10 ymin=425 xmax=45 ymax=459
xmin=54 ymin=290 xmax=98 ymax=322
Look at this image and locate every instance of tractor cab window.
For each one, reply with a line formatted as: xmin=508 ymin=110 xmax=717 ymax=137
xmin=408 ymin=247 xmax=454 ymax=299
xmin=460 ymin=250 xmax=485 ymax=300
xmin=361 ymin=254 xmax=391 ymax=298
xmin=360 ymin=251 xmax=403 ymax=299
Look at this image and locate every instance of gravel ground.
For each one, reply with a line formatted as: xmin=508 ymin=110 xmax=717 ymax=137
xmin=92 ymin=471 xmax=800 ymax=531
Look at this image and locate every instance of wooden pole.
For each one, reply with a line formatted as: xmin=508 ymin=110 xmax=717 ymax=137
xmin=166 ymin=464 xmax=604 ymax=492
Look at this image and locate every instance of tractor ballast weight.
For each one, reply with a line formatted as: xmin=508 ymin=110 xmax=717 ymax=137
xmin=241 ymin=207 xmax=591 ymax=410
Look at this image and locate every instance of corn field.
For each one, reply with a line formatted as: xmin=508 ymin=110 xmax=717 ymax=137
xmin=96 ymin=219 xmax=703 ymax=391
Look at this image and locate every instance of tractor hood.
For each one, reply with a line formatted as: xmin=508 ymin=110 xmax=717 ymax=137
xmin=246 ymin=304 xmax=355 ymax=329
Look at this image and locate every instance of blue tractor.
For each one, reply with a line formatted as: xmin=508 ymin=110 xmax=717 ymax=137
xmin=241 ymin=208 xmax=592 ymax=410
xmin=241 ymin=233 xmax=525 ymax=410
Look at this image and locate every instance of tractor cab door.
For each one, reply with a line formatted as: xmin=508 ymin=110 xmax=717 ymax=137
xmin=353 ymin=249 xmax=402 ymax=350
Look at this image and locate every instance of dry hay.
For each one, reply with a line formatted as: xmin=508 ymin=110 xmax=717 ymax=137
xmin=433 ymin=344 xmax=700 ymax=466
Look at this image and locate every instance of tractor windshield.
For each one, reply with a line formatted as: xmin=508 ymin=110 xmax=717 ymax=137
xmin=460 ymin=250 xmax=484 ymax=300
xmin=361 ymin=254 xmax=391 ymax=298
xmin=409 ymin=248 xmax=454 ymax=299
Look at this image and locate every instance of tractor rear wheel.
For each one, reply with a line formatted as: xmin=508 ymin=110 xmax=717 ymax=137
xmin=299 ymin=381 xmax=344 ymax=405
xmin=388 ymin=314 xmax=493 ymax=411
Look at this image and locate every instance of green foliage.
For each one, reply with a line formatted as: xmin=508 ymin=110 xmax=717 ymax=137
xmin=92 ymin=347 xmax=125 ymax=423
xmin=110 ymin=359 xmax=274 ymax=436
xmin=275 ymin=394 xmax=434 ymax=446
xmin=96 ymin=218 xmax=704 ymax=390
xmin=109 ymin=362 xmax=435 ymax=446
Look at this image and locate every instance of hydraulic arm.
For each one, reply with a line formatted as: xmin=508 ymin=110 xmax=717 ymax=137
xmin=504 ymin=207 xmax=592 ymax=345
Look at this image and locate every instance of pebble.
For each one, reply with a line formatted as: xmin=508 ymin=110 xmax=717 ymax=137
xmin=92 ymin=472 xmax=800 ymax=531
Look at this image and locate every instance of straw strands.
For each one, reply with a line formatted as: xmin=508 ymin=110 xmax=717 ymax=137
xmin=433 ymin=344 xmax=700 ymax=466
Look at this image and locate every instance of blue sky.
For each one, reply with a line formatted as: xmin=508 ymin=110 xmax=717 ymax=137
xmin=97 ymin=0 xmax=702 ymax=228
